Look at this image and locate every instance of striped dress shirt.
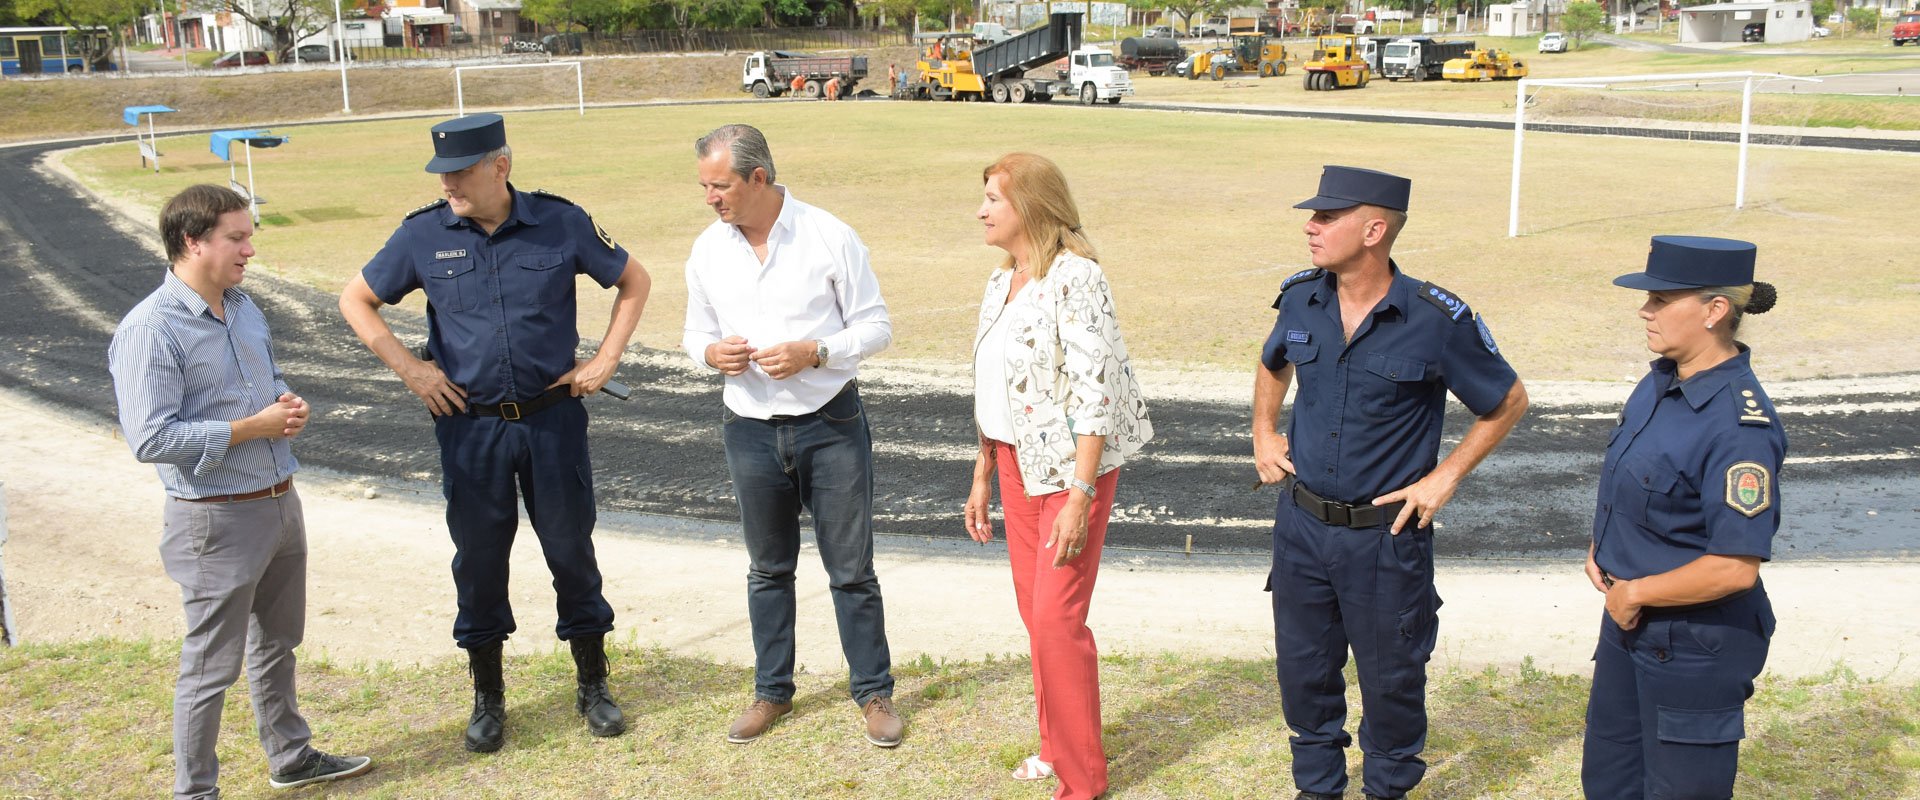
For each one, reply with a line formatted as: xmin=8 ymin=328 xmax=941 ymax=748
xmin=108 ymin=270 xmax=297 ymax=499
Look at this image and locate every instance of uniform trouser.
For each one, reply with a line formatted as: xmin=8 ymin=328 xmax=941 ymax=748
xmin=1268 ymin=487 xmax=1441 ymax=799
xmin=434 ymin=397 xmax=613 ymax=648
xmin=994 ymin=441 xmax=1118 ymax=800
xmin=1581 ymin=587 xmax=1774 ymax=800
xmin=721 ymin=384 xmax=893 ymax=706
xmin=160 ymin=488 xmax=313 ymax=800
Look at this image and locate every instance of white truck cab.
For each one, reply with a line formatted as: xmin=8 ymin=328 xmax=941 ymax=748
xmin=1062 ymin=46 xmax=1133 ymax=103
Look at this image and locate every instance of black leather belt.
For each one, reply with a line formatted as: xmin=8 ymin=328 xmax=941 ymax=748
xmin=767 ymin=380 xmax=857 ymax=421
xmin=1292 ymin=481 xmax=1406 ymax=530
xmin=466 ymin=386 xmax=573 ymax=421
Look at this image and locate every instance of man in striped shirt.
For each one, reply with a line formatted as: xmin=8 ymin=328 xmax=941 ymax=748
xmin=108 ymin=185 xmax=372 ymax=799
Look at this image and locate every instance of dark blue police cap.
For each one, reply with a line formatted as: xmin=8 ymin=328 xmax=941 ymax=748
xmin=1613 ymin=235 xmax=1756 ymax=291
xmin=1294 ymin=165 xmax=1412 ymax=212
xmin=425 ymin=113 xmax=507 ymax=174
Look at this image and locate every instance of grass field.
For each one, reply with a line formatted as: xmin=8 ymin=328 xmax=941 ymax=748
xmin=61 ymin=100 xmax=1920 ymax=380
xmin=2 ymin=638 xmax=1915 ymax=798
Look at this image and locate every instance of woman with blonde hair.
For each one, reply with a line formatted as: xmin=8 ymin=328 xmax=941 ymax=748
xmin=962 ymin=153 xmax=1152 ymax=800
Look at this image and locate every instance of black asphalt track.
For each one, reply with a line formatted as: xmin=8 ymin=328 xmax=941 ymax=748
xmin=3 ymin=135 xmax=1912 ymax=559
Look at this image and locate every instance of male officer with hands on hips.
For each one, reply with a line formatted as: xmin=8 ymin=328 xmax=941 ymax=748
xmin=338 ymin=113 xmax=653 ymax=754
xmin=1251 ymin=166 xmax=1529 ymax=800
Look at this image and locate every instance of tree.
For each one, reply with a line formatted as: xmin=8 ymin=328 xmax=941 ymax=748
xmin=1562 ymin=0 xmax=1604 ymax=47
xmin=1809 ymin=0 xmax=1833 ymax=24
xmin=1845 ymin=6 xmax=1879 ymax=36
xmin=210 ymin=0 xmax=338 ymax=62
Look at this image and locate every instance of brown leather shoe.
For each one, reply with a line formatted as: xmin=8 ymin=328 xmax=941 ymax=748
xmin=726 ymin=698 xmax=792 ymax=744
xmin=861 ymin=695 xmax=903 ymax=748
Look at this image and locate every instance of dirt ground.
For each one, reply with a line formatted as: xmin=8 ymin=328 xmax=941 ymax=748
xmin=3 ymin=387 xmax=1912 ymax=681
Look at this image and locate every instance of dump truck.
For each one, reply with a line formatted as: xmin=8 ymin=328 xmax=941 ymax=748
xmin=1118 ymin=36 xmax=1186 ymax=75
xmin=740 ymin=51 xmax=868 ymax=98
xmin=1190 ymin=16 xmax=1288 ymax=79
xmin=1442 ymin=48 xmax=1528 ymax=81
xmin=900 ymin=12 xmax=1133 ymax=104
xmin=1302 ymin=34 xmax=1370 ymax=90
xmin=1379 ymin=38 xmax=1475 ymax=81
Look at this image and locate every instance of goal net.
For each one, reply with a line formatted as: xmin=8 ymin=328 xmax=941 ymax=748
xmin=453 ymin=61 xmax=585 ymax=117
xmin=1506 ymin=71 xmax=1819 ymax=238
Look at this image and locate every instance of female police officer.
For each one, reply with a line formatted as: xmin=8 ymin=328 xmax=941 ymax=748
xmin=1581 ymin=235 xmax=1783 ymax=799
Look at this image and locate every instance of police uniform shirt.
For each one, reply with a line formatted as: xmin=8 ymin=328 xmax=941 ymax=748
xmin=362 ymin=185 xmax=630 ymax=406
xmin=1592 ymin=347 xmax=1785 ymax=582
xmin=1260 ymin=262 xmax=1517 ymax=505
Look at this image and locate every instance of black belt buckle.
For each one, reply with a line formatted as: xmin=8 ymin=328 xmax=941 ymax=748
xmin=1323 ymin=500 xmax=1351 ymax=527
xmin=500 ymin=401 xmax=522 ymax=421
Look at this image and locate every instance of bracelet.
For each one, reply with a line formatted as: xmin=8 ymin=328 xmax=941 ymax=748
xmin=1067 ymin=476 xmax=1097 ymax=500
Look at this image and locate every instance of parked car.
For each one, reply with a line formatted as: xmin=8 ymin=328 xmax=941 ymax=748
xmin=1538 ymin=32 xmax=1568 ymax=52
xmin=1741 ymin=22 xmax=1765 ymax=42
xmin=1810 ymin=25 xmax=1831 ymax=37
xmin=1146 ymin=25 xmax=1174 ymax=38
xmin=449 ymin=30 xmax=472 ymax=44
xmin=541 ymin=32 xmax=582 ymax=55
xmin=294 ymin=44 xmax=353 ymax=62
xmin=1193 ymin=17 xmax=1231 ymax=36
xmin=211 ymin=50 xmax=269 ymax=68
xmin=1170 ymin=52 xmax=1196 ymax=77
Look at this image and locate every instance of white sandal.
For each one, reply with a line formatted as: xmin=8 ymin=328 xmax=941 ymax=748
xmin=1011 ymin=755 xmax=1055 ymax=781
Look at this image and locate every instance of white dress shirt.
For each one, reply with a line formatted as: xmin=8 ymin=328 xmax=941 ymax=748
xmin=972 ymin=280 xmax=1027 ymax=444
xmin=683 ymin=187 xmax=893 ymax=419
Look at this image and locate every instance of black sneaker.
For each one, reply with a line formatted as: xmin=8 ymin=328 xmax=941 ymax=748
xmin=268 ymin=750 xmax=373 ymax=789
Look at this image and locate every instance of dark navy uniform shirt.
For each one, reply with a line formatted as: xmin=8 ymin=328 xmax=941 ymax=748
xmin=1592 ymin=347 xmax=1785 ymax=581
xmin=362 ymin=185 xmax=630 ymax=406
xmin=1261 ymin=263 xmax=1518 ymax=505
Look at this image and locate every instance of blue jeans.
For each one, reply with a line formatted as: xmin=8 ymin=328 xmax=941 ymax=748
xmin=721 ymin=383 xmax=893 ymax=706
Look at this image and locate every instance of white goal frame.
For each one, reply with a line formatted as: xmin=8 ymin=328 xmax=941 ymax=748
xmin=454 ymin=61 xmax=585 ymax=118
xmin=1507 ymin=71 xmax=1820 ymax=237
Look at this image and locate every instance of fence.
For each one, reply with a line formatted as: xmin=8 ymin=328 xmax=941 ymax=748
xmin=340 ymin=26 xmax=909 ymax=64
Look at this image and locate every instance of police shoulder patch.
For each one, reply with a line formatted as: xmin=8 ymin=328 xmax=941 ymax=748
xmin=1417 ymin=281 xmax=1471 ymax=322
xmin=1272 ymin=268 xmax=1325 ymax=309
xmin=1475 ymin=313 xmax=1499 ymax=354
xmin=404 ymin=198 xmax=447 ymax=219
xmin=591 ymin=215 xmax=616 ymax=250
xmin=530 ymin=188 xmax=576 ymax=206
xmin=1724 ymin=461 xmax=1773 ymax=518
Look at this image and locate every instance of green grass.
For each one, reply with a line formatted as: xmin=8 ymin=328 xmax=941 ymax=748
xmin=1 ymin=639 xmax=1914 ymax=798
xmin=60 ymin=101 xmax=1920 ymax=381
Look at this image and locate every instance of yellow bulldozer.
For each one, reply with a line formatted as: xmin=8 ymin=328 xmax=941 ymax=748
xmin=1302 ymin=34 xmax=1370 ymax=90
xmin=1190 ymin=17 xmax=1288 ymax=80
xmin=1441 ymin=48 xmax=1529 ymax=81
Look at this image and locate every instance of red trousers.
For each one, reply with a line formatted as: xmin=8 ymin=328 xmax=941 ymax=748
xmin=996 ymin=441 xmax=1118 ymax=800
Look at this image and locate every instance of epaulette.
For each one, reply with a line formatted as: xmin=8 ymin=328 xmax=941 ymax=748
xmin=530 ymin=188 xmax=576 ymax=206
xmin=1271 ymin=268 xmax=1325 ymax=309
xmin=404 ymin=198 xmax=447 ymax=220
xmin=1735 ymin=385 xmax=1774 ymax=427
xmin=1417 ymin=281 xmax=1472 ymax=323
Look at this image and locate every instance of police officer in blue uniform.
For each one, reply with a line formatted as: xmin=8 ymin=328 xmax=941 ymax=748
xmin=338 ymin=113 xmax=653 ymax=753
xmin=1582 ymin=236 xmax=1783 ymax=799
xmin=1252 ymin=166 xmax=1530 ymax=800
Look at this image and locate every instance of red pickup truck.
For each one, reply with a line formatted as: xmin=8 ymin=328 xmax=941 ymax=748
xmin=1894 ymin=12 xmax=1920 ymax=46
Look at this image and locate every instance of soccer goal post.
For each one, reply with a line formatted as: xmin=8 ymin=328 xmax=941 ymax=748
xmin=1507 ymin=71 xmax=1820 ymax=238
xmin=453 ymin=60 xmax=585 ymax=118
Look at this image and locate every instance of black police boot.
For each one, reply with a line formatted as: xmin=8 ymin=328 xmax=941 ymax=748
xmin=464 ymin=642 xmax=506 ymax=753
xmin=571 ymin=633 xmax=626 ymax=737
xmin=1294 ymin=793 xmax=1343 ymax=800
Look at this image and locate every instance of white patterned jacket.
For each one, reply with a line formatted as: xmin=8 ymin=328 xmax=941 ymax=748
xmin=973 ymin=252 xmax=1153 ymax=496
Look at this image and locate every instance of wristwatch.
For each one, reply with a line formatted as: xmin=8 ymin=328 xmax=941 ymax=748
xmin=814 ymin=339 xmax=829 ymax=368
xmin=1067 ymin=477 xmax=1098 ymax=500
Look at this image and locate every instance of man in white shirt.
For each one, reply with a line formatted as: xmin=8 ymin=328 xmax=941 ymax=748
xmin=683 ymin=124 xmax=902 ymax=748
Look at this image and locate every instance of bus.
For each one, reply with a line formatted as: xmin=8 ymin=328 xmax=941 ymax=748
xmin=0 ymin=27 xmax=116 ymax=75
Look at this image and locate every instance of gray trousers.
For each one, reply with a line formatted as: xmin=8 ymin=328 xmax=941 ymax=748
xmin=160 ymin=487 xmax=313 ymax=800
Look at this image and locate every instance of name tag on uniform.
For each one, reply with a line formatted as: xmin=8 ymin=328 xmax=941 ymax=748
xmin=435 ymin=249 xmax=468 ymax=260
xmin=1287 ymin=330 xmax=1311 ymax=344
